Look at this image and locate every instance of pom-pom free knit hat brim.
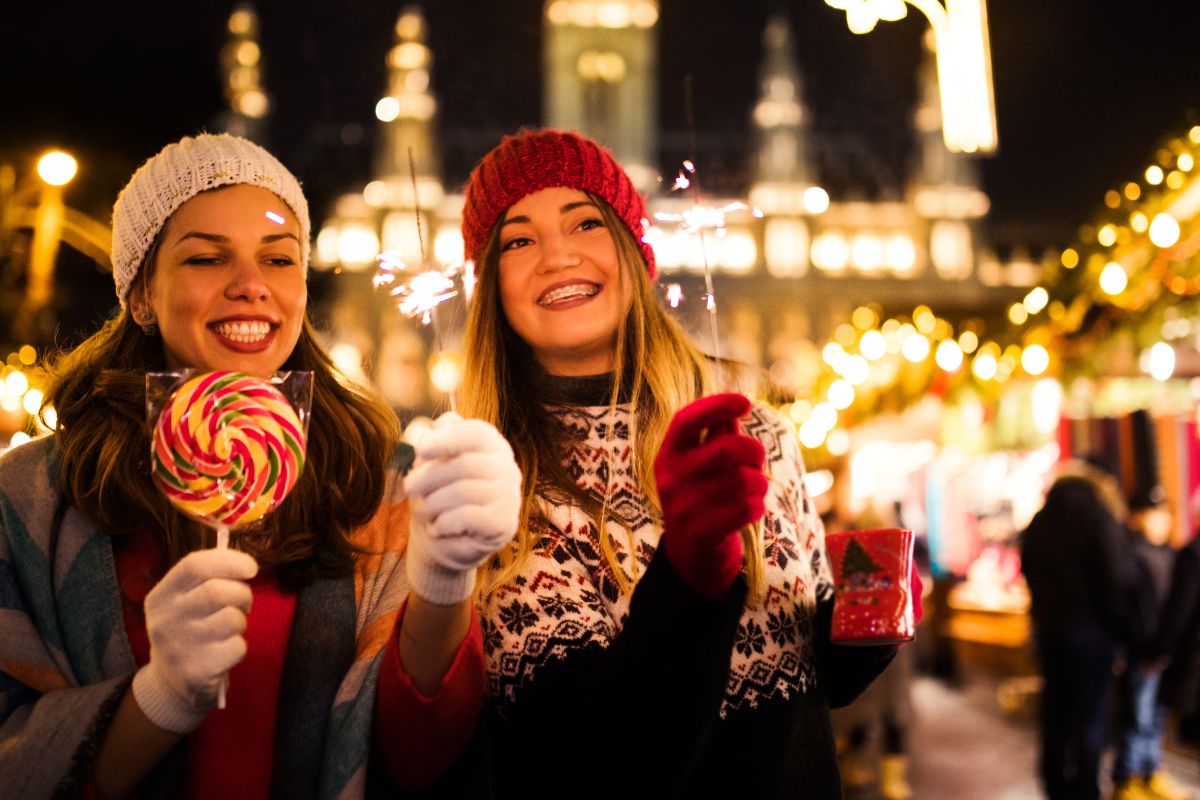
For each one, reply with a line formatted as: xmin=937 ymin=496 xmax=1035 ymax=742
xmin=460 ymin=129 xmax=655 ymax=278
xmin=110 ymin=133 xmax=310 ymax=308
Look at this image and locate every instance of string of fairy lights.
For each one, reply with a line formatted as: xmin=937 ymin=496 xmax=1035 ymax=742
xmin=785 ymin=122 xmax=1200 ymax=456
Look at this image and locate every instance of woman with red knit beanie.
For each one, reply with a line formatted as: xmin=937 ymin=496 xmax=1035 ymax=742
xmin=457 ymin=128 xmax=905 ymax=797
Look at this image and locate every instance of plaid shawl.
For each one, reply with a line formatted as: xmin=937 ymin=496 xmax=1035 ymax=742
xmin=0 ymin=435 xmax=414 ymax=799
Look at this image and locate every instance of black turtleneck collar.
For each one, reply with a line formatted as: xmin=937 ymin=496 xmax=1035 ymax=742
xmin=533 ymin=371 xmax=630 ymax=406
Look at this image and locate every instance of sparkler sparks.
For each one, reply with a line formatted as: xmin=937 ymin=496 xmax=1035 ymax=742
xmin=374 ymin=251 xmax=460 ymax=325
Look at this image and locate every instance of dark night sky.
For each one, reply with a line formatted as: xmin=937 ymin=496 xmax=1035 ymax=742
xmin=1 ymin=0 xmax=1197 ymax=335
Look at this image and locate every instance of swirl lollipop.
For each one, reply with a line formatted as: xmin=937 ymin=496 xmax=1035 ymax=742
xmin=151 ymin=370 xmax=307 ymax=705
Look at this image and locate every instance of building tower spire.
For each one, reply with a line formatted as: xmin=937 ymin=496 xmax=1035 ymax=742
xmin=543 ymin=0 xmax=660 ymax=191
xmin=753 ymin=12 xmax=815 ymax=185
xmin=216 ymin=4 xmax=270 ymax=143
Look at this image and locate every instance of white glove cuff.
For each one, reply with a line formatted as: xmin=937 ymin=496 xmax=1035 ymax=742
xmin=405 ymin=533 xmax=477 ymax=605
xmin=131 ymin=663 xmax=208 ymax=734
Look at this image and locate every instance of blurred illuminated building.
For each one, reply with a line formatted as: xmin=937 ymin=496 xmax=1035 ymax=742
xmin=314 ymin=2 xmax=1038 ymax=412
xmin=214 ymin=4 xmax=271 ymax=143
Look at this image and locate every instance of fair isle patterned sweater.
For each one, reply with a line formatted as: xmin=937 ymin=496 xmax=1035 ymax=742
xmin=479 ymin=382 xmax=895 ymax=799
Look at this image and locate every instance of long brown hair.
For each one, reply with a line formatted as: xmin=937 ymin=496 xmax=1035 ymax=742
xmin=461 ymin=194 xmax=764 ymax=599
xmin=43 ymin=259 xmax=400 ymax=588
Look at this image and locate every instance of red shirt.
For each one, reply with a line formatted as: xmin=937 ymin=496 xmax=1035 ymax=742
xmin=112 ymin=530 xmax=484 ymax=795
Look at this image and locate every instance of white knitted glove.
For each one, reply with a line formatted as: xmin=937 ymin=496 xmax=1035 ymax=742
xmin=131 ymin=548 xmax=256 ymax=733
xmin=403 ymin=413 xmax=522 ymax=604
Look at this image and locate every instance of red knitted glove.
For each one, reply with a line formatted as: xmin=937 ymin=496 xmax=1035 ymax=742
xmin=654 ymin=393 xmax=768 ymax=597
xmin=911 ymin=568 xmax=924 ymax=626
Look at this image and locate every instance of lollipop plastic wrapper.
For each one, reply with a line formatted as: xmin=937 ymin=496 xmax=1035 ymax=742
xmin=825 ymin=528 xmax=916 ymax=645
xmin=147 ymin=370 xmax=312 ymax=706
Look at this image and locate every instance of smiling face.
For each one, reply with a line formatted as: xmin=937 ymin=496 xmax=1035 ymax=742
xmin=130 ymin=184 xmax=307 ymax=379
xmin=497 ymin=187 xmax=631 ymax=376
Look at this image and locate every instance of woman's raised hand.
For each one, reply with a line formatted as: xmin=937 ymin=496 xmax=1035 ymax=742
xmin=654 ymin=393 xmax=768 ymax=597
xmin=403 ymin=413 xmax=522 ymax=604
xmin=131 ymin=549 xmax=257 ymax=732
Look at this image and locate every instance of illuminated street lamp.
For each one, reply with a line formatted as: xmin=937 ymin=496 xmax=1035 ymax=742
xmin=26 ymin=150 xmax=78 ymax=316
xmin=824 ymin=0 xmax=998 ymax=154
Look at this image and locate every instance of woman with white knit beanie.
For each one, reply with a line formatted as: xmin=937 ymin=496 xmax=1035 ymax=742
xmin=0 ymin=132 xmax=516 ymax=798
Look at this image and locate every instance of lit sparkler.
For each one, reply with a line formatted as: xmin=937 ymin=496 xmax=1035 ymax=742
xmin=371 ymin=147 xmax=463 ymax=411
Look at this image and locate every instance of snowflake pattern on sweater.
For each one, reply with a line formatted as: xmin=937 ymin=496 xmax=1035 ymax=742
xmin=481 ymin=402 xmax=834 ymax=716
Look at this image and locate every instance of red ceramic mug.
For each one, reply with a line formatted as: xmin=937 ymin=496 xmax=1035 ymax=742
xmin=825 ymin=527 xmax=916 ymax=645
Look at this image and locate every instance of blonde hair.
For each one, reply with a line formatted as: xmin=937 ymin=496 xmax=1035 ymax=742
xmin=461 ymin=194 xmax=764 ymax=600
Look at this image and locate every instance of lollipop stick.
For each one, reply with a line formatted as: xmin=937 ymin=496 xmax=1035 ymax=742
xmin=216 ymin=523 xmax=229 ymax=709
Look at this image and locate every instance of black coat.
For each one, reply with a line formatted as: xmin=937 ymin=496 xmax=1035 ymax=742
xmin=1019 ymin=477 xmax=1133 ymax=642
xmin=1151 ymin=538 xmax=1200 ymax=716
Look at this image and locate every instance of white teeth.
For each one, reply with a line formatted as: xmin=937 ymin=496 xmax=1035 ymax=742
xmin=539 ymin=284 xmax=599 ymax=306
xmin=214 ymin=321 xmax=271 ymax=342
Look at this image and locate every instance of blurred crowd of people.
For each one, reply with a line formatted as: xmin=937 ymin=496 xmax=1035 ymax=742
xmin=1020 ymin=460 xmax=1200 ymax=800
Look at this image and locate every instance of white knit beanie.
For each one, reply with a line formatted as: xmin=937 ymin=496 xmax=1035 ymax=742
xmin=111 ymin=133 xmax=310 ymax=308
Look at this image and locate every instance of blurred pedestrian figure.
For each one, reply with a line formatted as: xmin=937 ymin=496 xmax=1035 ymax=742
xmin=1020 ymin=463 xmax=1134 ymax=800
xmin=1111 ymin=485 xmax=1190 ymax=800
xmin=1112 ymin=486 xmax=1189 ymax=800
xmin=1148 ymin=525 xmax=1200 ymax=762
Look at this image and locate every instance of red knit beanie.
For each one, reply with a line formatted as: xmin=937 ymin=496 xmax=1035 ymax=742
xmin=461 ymin=128 xmax=656 ymax=278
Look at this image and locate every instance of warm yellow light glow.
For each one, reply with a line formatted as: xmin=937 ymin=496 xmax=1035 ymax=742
xmin=972 ymin=352 xmax=997 ymax=381
xmin=935 ymin=339 xmax=964 ymax=372
xmin=8 ymin=432 xmax=31 ymax=449
xmin=375 ymin=96 xmax=400 ymax=122
xmin=235 ymin=41 xmax=260 ymax=66
xmin=1124 ymin=182 xmax=1141 ymax=201
xmin=42 ymin=405 xmax=57 ymax=430
xmin=336 ymin=224 xmax=381 ymax=269
xmin=228 ymin=8 xmax=254 ymax=34
xmin=18 ymin=345 xmax=36 ymax=366
xmin=363 ymin=180 xmax=388 ymax=207
xmin=789 ymin=400 xmax=813 ymax=424
xmin=828 ymin=380 xmax=855 ymax=410
xmin=1097 ymin=224 xmax=1117 ymax=247
xmin=803 ymin=186 xmax=830 ymax=214
xmin=1032 ymin=379 xmax=1062 ymax=434
xmin=1149 ymin=213 xmax=1181 ymax=248
xmin=835 ymin=323 xmax=857 ymax=347
xmin=913 ymin=305 xmax=936 ymax=334
xmin=1180 ymin=153 xmax=1195 ymax=172
xmin=430 ymin=352 xmax=464 ymax=393
xmin=22 ymin=388 xmax=44 ymax=416
xmin=1100 ymin=261 xmax=1128 ymax=295
xmin=1141 ymin=342 xmax=1175 ymax=381
xmin=1024 ymin=287 xmax=1049 ymax=315
xmin=1021 ymin=344 xmax=1049 ymax=376
xmin=1190 ymin=126 xmax=1200 ymax=145
xmin=798 ymin=420 xmax=827 ymax=449
xmin=1061 ymin=248 xmax=1079 ymax=269
xmin=1131 ymin=211 xmax=1148 ymax=232
xmin=811 ymin=402 xmax=838 ymax=431
xmin=843 ymin=355 xmax=870 ymax=385
xmin=826 ymin=430 xmax=850 ymax=457
xmin=237 ymin=90 xmax=269 ymax=118
xmin=859 ymin=330 xmax=886 ymax=361
xmin=37 ymin=151 xmax=77 ymax=186
xmin=1167 ymin=170 xmax=1185 ymax=190
xmin=901 ymin=333 xmax=930 ymax=363
xmin=1146 ymin=165 xmax=1164 ymax=185
xmin=852 ymin=306 xmax=877 ymax=330
xmin=1008 ymin=303 xmax=1028 ymax=325
xmin=5 ymin=370 xmax=29 ymax=397
xmin=1104 ymin=190 xmax=1121 ymax=209
xmin=822 ymin=342 xmax=846 ymax=367
xmin=958 ymin=330 xmax=979 ymax=354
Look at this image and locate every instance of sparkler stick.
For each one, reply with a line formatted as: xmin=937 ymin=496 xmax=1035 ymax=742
xmin=372 ymin=149 xmax=461 ymax=412
xmin=686 ymin=77 xmax=719 ymax=365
